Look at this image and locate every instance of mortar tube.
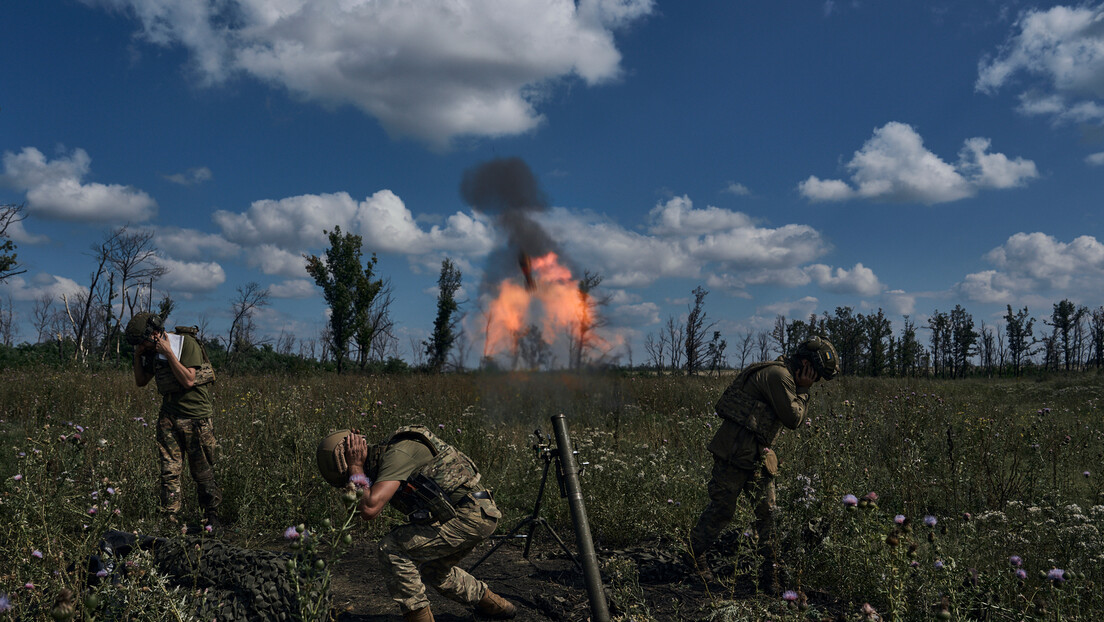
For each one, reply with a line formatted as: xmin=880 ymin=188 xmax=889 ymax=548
xmin=551 ymin=413 xmax=610 ymax=622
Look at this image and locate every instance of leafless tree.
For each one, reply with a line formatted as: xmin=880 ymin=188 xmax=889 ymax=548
xmin=357 ymin=279 xmax=395 ymax=367
xmin=737 ymin=329 xmax=755 ymax=369
xmin=664 ymin=315 xmax=684 ymax=370
xmin=683 ymin=286 xmax=716 ymax=375
xmin=0 ymin=203 xmax=28 ymax=283
xmin=408 ymin=336 xmax=428 ymax=367
xmin=225 ymin=282 xmax=270 ymax=367
xmin=449 ymin=329 xmax=473 ymax=372
xmin=756 ymin=331 xmax=772 ymax=361
xmin=103 ymin=227 xmax=168 ymax=358
xmin=0 ymin=296 xmax=14 ymax=346
xmin=569 ymin=271 xmax=608 ymax=370
xmin=643 ymin=332 xmax=665 ymax=373
xmin=31 ymin=294 xmax=55 ymax=344
xmin=275 ymin=330 xmax=296 ymax=356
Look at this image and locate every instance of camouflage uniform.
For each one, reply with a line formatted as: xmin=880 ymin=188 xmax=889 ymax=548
xmin=141 ymin=331 xmax=221 ymax=516
xmin=374 ymin=426 xmax=502 ymax=614
xmin=689 ymin=358 xmax=810 ymax=578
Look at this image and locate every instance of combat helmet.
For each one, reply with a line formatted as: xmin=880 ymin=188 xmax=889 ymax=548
xmin=795 ymin=336 xmax=840 ymax=380
xmin=124 ymin=312 xmax=164 ymax=346
xmin=316 ymin=430 xmax=384 ymax=488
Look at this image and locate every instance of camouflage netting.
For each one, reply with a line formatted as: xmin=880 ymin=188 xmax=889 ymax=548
xmin=92 ymin=530 xmax=328 ymax=621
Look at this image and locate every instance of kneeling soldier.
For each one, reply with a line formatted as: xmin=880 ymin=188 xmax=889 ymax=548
xmin=317 ymin=426 xmax=517 ymax=621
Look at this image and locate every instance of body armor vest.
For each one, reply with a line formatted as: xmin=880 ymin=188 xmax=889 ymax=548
xmin=151 ymin=328 xmax=215 ymax=395
xmin=715 ymin=360 xmax=787 ymax=447
xmin=386 ymin=425 xmax=481 ymax=521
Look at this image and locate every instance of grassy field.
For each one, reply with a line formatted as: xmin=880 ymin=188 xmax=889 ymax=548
xmin=1 ymin=368 xmax=1102 ymax=620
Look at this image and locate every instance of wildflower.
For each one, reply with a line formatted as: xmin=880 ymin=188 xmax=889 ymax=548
xmin=88 ymin=507 xmax=97 ymax=515
xmin=923 ymin=515 xmax=937 ymax=527
xmin=1084 ymin=471 xmax=1091 ymax=478
xmin=284 ymin=526 xmax=300 ymax=540
xmin=909 ymin=560 xmax=919 ymax=568
xmin=843 ymin=494 xmax=859 ymax=507
xmin=1009 ymin=555 xmax=1022 ymax=567
xmin=107 ymin=487 xmax=115 ymax=495
xmin=376 ymin=400 xmax=383 ymax=406
xmin=350 ymin=473 xmax=371 ymax=488
xmin=0 ymin=594 xmax=9 ymax=612
xmin=782 ymin=590 xmax=798 ymax=602
xmin=1015 ymin=569 xmax=1027 ymax=580
xmin=437 ymin=424 xmax=445 ymax=429
xmin=12 ymin=474 xmax=22 ymax=481
xmin=24 ymin=583 xmax=34 ymax=590
xmin=666 ymin=498 xmax=673 ymax=504
xmin=863 ymin=492 xmax=878 ymax=502
xmin=96 ymin=570 xmax=108 ymax=579
xmin=894 ymin=514 xmax=906 ymax=524
xmin=934 ymin=560 xmax=944 ymax=570
xmin=32 ymin=550 xmax=43 ymax=559
xmin=1047 ymin=568 xmax=1065 ymax=582
xmin=205 ymin=524 xmax=214 ymax=533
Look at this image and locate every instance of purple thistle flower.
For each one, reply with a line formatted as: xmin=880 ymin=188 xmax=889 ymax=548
xmin=284 ymin=526 xmax=300 ymax=540
xmin=12 ymin=474 xmax=22 ymax=481
xmin=88 ymin=507 xmax=97 ymax=515
xmin=910 ymin=560 xmax=919 ymax=568
xmin=1047 ymin=568 xmax=1065 ymax=582
xmin=843 ymin=494 xmax=859 ymax=507
xmin=782 ymin=590 xmax=798 ymax=602
xmin=24 ymin=583 xmax=33 ymax=590
xmin=934 ymin=560 xmax=944 ymax=570
xmin=349 ymin=473 xmax=371 ymax=488
xmin=32 ymin=550 xmax=42 ymax=559
xmin=437 ymin=424 xmax=445 ymax=429
xmin=894 ymin=514 xmax=906 ymax=524
xmin=1015 ymin=569 xmax=1027 ymax=580
xmin=107 ymin=487 xmax=115 ymax=495
xmin=923 ymin=515 xmax=937 ymax=527
xmin=1084 ymin=471 xmax=1091 ymax=478
xmin=0 ymin=594 xmax=9 ymax=612
xmin=1009 ymin=555 xmax=1022 ymax=567
xmin=96 ymin=569 xmax=108 ymax=578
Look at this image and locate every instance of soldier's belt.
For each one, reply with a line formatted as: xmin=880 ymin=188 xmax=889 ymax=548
xmin=455 ymin=490 xmax=492 ymax=508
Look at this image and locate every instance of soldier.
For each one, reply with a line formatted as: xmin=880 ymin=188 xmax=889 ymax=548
xmin=127 ymin=312 xmax=221 ymax=531
xmin=687 ymin=336 xmax=840 ymax=592
xmin=317 ymin=426 xmax=517 ymax=622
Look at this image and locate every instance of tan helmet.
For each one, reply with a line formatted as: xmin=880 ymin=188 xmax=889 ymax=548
xmin=317 ymin=429 xmax=354 ymax=488
xmin=796 ymin=336 xmax=841 ymax=380
xmin=125 ymin=312 xmax=164 ymax=346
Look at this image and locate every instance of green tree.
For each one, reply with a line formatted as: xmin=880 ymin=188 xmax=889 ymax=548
xmin=305 ymin=226 xmax=382 ymax=374
xmin=1046 ymin=299 xmax=1086 ymax=371
xmin=1004 ymin=305 xmax=1037 ymax=376
xmin=861 ymin=308 xmax=892 ymax=376
xmin=424 ymin=258 xmax=463 ymax=372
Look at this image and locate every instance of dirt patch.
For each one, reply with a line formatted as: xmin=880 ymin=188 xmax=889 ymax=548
xmin=328 ymin=535 xmax=737 ymax=621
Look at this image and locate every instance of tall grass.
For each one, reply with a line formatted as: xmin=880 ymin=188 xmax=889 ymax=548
xmin=1 ymin=367 xmax=1101 ymax=619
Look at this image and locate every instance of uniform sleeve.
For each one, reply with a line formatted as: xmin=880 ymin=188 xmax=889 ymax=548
xmin=374 ymin=439 xmax=434 ymax=483
xmin=755 ymin=366 xmax=809 ymax=429
xmin=178 ymin=336 xmax=205 ymax=368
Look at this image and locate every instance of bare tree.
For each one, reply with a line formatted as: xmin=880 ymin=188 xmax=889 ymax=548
xmin=32 ymin=294 xmax=55 ymax=344
xmin=225 ymin=282 xmax=270 ymax=367
xmin=103 ymin=227 xmax=168 ymax=358
xmin=275 ymin=330 xmax=296 ymax=356
xmin=756 ymin=331 xmax=772 ymax=361
xmin=770 ymin=315 xmax=788 ymax=357
xmin=569 ymin=271 xmax=608 ymax=370
xmin=664 ymin=315 xmax=684 ymax=370
xmin=683 ymin=286 xmax=716 ymax=375
xmin=0 ymin=203 xmax=28 ymax=283
xmin=737 ymin=329 xmax=755 ymax=369
xmin=362 ymin=281 xmax=395 ymax=365
xmin=0 ymin=296 xmax=14 ymax=346
xmin=643 ymin=332 xmax=666 ymax=373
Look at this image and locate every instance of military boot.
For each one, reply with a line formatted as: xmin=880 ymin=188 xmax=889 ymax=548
xmin=475 ymin=588 xmax=517 ymax=619
xmin=681 ymin=550 xmax=715 ymax=583
xmin=403 ymin=605 xmax=434 ymax=622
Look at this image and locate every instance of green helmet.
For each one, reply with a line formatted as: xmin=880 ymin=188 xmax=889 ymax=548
xmin=124 ymin=312 xmax=164 ymax=346
xmin=795 ymin=336 xmax=840 ymax=380
xmin=316 ymin=430 xmax=384 ymax=488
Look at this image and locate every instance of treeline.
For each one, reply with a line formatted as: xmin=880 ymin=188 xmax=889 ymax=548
xmin=643 ymin=290 xmax=1104 ymax=378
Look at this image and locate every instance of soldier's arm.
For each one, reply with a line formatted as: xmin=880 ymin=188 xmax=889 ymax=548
xmin=154 ymin=333 xmax=197 ymax=389
xmin=344 ymin=433 xmax=400 ymax=521
xmin=762 ymin=367 xmax=810 ymax=429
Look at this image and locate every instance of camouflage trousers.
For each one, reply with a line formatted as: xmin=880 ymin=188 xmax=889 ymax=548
xmin=689 ymin=455 xmax=777 ymax=562
xmin=156 ymin=415 xmax=222 ymax=514
xmin=377 ymin=497 xmax=501 ymax=614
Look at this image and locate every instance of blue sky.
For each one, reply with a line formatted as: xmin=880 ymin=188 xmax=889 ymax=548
xmin=2 ymin=0 xmax=1103 ymax=366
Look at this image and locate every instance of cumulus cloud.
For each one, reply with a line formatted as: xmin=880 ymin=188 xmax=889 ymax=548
xmin=91 ymin=0 xmax=654 ymax=148
xmin=722 ymin=181 xmax=751 ymax=196
xmin=540 ymin=197 xmax=829 ymax=291
xmin=155 ymin=256 xmax=226 ymax=292
xmin=977 ymin=4 xmax=1104 ymax=127
xmin=798 ymin=122 xmax=1037 ymax=204
xmin=754 ymin=296 xmax=821 ymax=321
xmin=215 ymin=190 xmax=494 ymax=271
xmin=0 ymin=147 xmax=157 ymax=222
xmin=155 ymin=226 xmax=239 ymax=261
xmin=612 ymin=301 xmax=660 ymax=327
xmin=805 ymin=262 xmax=883 ymax=296
xmin=1087 ymin=151 xmax=1104 ymax=165
xmin=0 ymin=273 xmax=86 ymax=302
xmin=956 ymin=232 xmax=1104 ymax=302
xmin=882 ymin=290 xmax=917 ymax=316
xmin=267 ymin=279 xmax=316 ymax=299
xmin=163 ymin=166 xmax=213 ymax=186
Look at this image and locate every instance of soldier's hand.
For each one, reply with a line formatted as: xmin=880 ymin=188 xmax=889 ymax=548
xmin=795 ymin=360 xmax=818 ymax=388
xmin=152 ymin=332 xmax=172 ymax=356
xmin=344 ymin=433 xmax=369 ymax=467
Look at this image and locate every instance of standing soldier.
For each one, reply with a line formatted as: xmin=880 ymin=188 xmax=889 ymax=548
xmin=687 ymin=336 xmax=840 ymax=592
xmin=127 ymin=312 xmax=221 ymax=531
xmin=317 ymin=425 xmax=517 ymax=622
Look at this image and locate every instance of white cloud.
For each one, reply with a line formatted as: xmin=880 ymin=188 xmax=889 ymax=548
xmin=268 ymin=279 xmax=316 ymax=299
xmin=647 ymin=195 xmax=755 ymax=236
xmin=754 ymin=296 xmax=820 ymax=321
xmin=805 ymin=262 xmax=883 ymax=296
xmin=155 ymin=256 xmax=226 ymax=292
xmin=0 ymin=147 xmax=157 ymax=222
xmin=215 ymin=190 xmax=495 ymax=269
xmin=94 ymin=0 xmax=654 ymax=148
xmin=798 ymin=122 xmax=1037 ymax=204
xmin=977 ymin=5 xmax=1104 ymax=127
xmin=163 ymin=166 xmax=213 ymax=186
xmin=882 ymin=290 xmax=917 ymax=316
xmin=1087 ymin=151 xmax=1104 ymax=166
xmin=246 ymin=244 xmax=309 ymax=278
xmin=722 ymin=181 xmax=751 ymax=196
xmin=956 ymin=232 xmax=1104 ymax=302
xmin=0 ymin=273 xmax=86 ymax=302
xmin=613 ymin=301 xmax=660 ymax=327
xmin=155 ymin=226 xmax=240 ymax=261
